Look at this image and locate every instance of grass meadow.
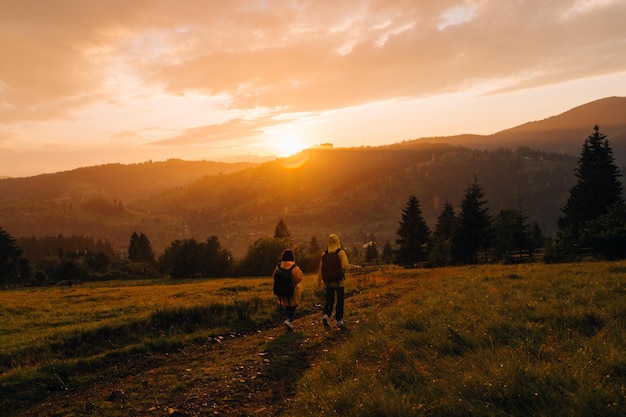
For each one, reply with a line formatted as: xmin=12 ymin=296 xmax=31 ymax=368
xmin=1 ymin=261 xmax=626 ymax=416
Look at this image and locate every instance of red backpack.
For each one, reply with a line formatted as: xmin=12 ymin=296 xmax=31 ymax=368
xmin=321 ymin=248 xmax=344 ymax=282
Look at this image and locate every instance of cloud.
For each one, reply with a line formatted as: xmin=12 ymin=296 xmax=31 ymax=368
xmin=144 ymin=1 xmax=624 ymax=118
xmin=149 ymin=116 xmax=281 ymax=146
xmin=111 ymin=129 xmax=143 ymax=141
xmin=2 ymin=0 xmax=625 ymax=125
xmin=0 ymin=128 xmax=20 ymax=144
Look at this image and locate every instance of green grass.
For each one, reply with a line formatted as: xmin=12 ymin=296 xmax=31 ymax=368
xmin=2 ymin=262 xmax=626 ymax=416
xmin=0 ymin=276 xmax=287 ymax=414
xmin=292 ymin=262 xmax=626 ymax=416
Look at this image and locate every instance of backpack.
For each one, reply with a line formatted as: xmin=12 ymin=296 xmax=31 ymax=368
xmin=321 ymin=248 xmax=344 ymax=282
xmin=273 ymin=264 xmax=297 ymax=298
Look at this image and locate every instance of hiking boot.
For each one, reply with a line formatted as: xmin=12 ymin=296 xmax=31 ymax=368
xmin=336 ymin=320 xmax=345 ymax=328
xmin=322 ymin=314 xmax=329 ymax=326
xmin=284 ymin=319 xmax=294 ymax=331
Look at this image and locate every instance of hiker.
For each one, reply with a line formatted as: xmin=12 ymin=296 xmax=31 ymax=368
xmin=318 ymin=234 xmax=349 ymax=328
xmin=273 ymin=249 xmax=304 ymax=331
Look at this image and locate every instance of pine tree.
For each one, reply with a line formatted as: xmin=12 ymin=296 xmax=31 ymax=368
xmin=434 ymin=201 xmax=457 ymax=240
xmin=364 ymin=241 xmax=379 ymax=263
xmin=0 ymin=226 xmax=27 ymax=284
xmin=559 ymin=126 xmax=623 ymax=238
xmin=381 ymin=241 xmax=394 ymax=264
xmin=558 ymin=126 xmax=624 ymax=254
xmin=452 ymin=178 xmax=492 ymax=264
xmin=308 ymin=236 xmax=321 ymax=255
xmin=395 ymin=195 xmax=431 ymax=266
xmin=273 ymin=219 xmax=292 ymax=239
xmin=493 ymin=208 xmax=530 ymax=262
xmin=429 ymin=201 xmax=457 ymax=266
xmin=128 ymin=232 xmax=155 ymax=265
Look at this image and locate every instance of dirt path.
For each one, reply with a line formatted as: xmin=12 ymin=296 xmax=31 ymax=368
xmin=20 ymin=274 xmax=406 ymax=416
xmin=21 ymin=314 xmax=345 ymax=416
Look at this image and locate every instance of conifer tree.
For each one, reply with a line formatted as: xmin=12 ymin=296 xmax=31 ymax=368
xmin=452 ymin=178 xmax=492 ymax=264
xmin=558 ymin=126 xmax=625 ymax=258
xmin=381 ymin=241 xmax=394 ymax=264
xmin=128 ymin=232 xmax=155 ymax=265
xmin=364 ymin=241 xmax=379 ymax=263
xmin=308 ymin=236 xmax=321 ymax=255
xmin=429 ymin=201 xmax=457 ymax=266
xmin=395 ymin=195 xmax=431 ymax=266
xmin=493 ymin=208 xmax=530 ymax=262
xmin=273 ymin=218 xmax=292 ymax=239
xmin=0 ymin=226 xmax=29 ymax=284
xmin=435 ymin=201 xmax=458 ymax=240
xmin=558 ymin=126 xmax=624 ymax=242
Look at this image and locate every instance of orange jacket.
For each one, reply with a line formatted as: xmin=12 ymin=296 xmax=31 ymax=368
xmin=274 ymin=260 xmax=304 ymax=306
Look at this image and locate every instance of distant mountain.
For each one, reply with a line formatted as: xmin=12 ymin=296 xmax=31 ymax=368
xmin=0 ymin=97 xmax=624 ymax=260
xmin=0 ymin=159 xmax=257 ymax=201
xmin=421 ymin=96 xmax=626 ymax=169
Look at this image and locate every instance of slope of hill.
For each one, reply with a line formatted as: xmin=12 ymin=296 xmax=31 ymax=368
xmin=128 ymin=144 xmax=577 ymax=257
xmin=422 ymin=96 xmax=626 ymax=169
xmin=0 ymin=159 xmax=257 ymax=201
xmin=1 ymin=96 xmax=624 ymax=259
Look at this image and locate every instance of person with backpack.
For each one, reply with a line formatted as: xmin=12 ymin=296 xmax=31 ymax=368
xmin=317 ymin=234 xmax=349 ymax=328
xmin=273 ymin=249 xmax=304 ymax=331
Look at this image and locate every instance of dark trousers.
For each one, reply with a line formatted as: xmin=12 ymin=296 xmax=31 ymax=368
xmin=285 ymin=305 xmax=296 ymax=321
xmin=323 ymin=286 xmax=345 ymax=321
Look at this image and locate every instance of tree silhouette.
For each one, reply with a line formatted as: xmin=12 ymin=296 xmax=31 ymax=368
xmin=381 ymin=241 xmax=394 ymax=264
xmin=128 ymin=232 xmax=155 ymax=265
xmin=429 ymin=201 xmax=457 ymax=266
xmin=493 ymin=208 xmax=530 ymax=262
xmin=364 ymin=241 xmax=379 ymax=263
xmin=558 ymin=126 xmax=624 ymax=256
xmin=0 ymin=226 xmax=31 ymax=285
xmin=581 ymin=203 xmax=626 ymax=260
xmin=202 ymin=236 xmax=233 ymax=277
xmin=158 ymin=236 xmax=233 ymax=278
xmin=395 ymin=195 xmax=431 ymax=266
xmin=308 ymin=236 xmax=321 ymax=255
xmin=237 ymin=237 xmax=286 ymax=277
xmin=273 ymin=219 xmax=292 ymax=239
xmin=434 ymin=201 xmax=458 ymax=241
xmin=452 ymin=179 xmax=492 ymax=264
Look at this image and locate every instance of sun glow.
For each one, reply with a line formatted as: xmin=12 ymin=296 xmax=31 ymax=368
xmin=271 ymin=131 xmax=309 ymax=157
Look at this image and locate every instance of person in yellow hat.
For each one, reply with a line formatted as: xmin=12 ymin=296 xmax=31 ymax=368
xmin=317 ymin=234 xmax=349 ymax=328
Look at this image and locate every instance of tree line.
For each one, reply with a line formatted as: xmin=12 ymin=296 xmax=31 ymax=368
xmin=394 ymin=125 xmax=625 ymax=266
xmin=1 ymin=126 xmax=624 ymax=285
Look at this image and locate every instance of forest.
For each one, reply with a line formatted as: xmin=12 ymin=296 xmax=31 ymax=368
xmin=3 ymin=95 xmax=626 ymax=286
xmin=1 ymin=126 xmax=624 ymax=286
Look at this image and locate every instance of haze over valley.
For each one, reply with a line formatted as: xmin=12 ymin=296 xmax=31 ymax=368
xmin=1 ymin=97 xmax=624 ymax=258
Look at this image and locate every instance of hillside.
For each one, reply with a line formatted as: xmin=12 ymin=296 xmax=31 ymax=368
xmin=1 ymin=96 xmax=624 ymax=259
xmin=0 ymin=159 xmax=257 ymax=200
xmin=139 ymin=144 xmax=576 ymax=256
xmin=422 ymin=96 xmax=626 ymax=169
xmin=0 ymin=144 xmax=577 ymax=258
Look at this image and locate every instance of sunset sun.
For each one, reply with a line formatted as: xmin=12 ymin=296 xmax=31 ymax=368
xmin=272 ymin=132 xmax=308 ymax=157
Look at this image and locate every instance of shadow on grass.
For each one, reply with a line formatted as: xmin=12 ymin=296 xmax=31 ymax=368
xmin=262 ymin=332 xmax=309 ymax=401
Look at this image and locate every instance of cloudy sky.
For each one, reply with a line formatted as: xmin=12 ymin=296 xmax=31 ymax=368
xmin=1 ymin=0 xmax=626 ymax=177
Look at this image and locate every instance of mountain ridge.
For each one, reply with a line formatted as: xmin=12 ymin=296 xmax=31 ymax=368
xmin=0 ymin=96 xmax=624 ymax=258
xmin=419 ymin=96 xmax=626 ymax=167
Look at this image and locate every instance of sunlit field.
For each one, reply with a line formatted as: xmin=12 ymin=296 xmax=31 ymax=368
xmin=0 ymin=277 xmax=282 ymax=368
xmin=2 ymin=262 xmax=626 ymax=416
xmin=293 ymin=262 xmax=626 ymax=416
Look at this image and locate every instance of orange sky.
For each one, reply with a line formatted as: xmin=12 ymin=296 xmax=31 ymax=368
xmin=1 ymin=0 xmax=626 ymax=178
